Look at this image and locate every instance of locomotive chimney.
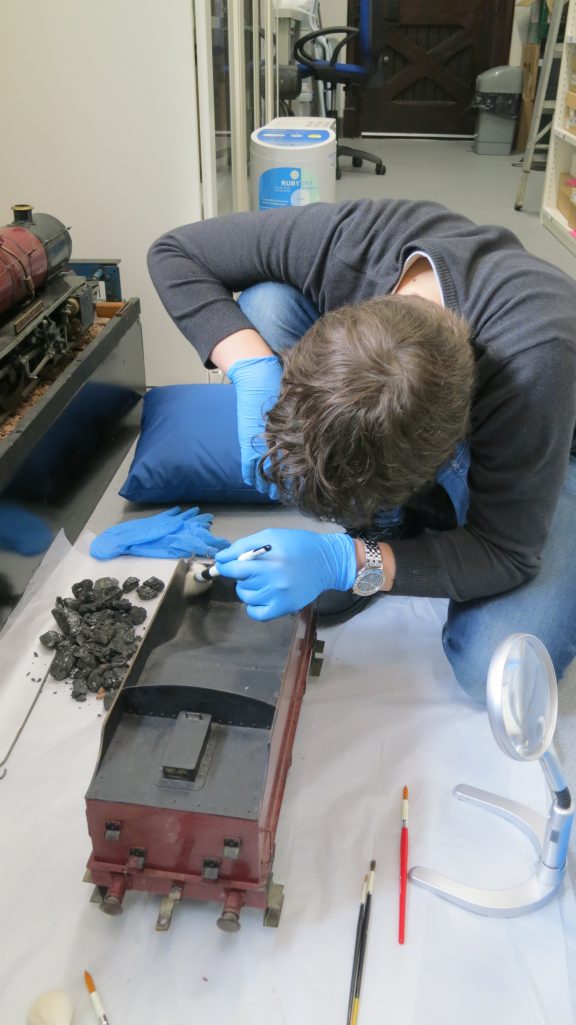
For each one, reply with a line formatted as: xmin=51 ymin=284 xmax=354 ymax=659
xmin=11 ymin=204 xmax=34 ymax=225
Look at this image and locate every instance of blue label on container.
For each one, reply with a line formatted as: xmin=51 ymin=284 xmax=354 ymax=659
xmin=258 ymin=167 xmax=320 ymax=209
xmin=256 ymin=128 xmax=331 ymax=146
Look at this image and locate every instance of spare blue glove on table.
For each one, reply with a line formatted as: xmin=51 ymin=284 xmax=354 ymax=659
xmin=227 ymin=355 xmax=283 ymax=501
xmin=90 ymin=506 xmax=230 ymax=560
xmin=215 ymin=527 xmax=357 ymax=621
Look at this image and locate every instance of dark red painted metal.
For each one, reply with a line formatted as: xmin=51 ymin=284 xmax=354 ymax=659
xmin=0 ymin=226 xmax=48 ymax=315
xmin=85 ymin=607 xmax=316 ymax=918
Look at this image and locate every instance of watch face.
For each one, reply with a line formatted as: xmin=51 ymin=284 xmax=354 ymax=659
xmin=353 ymin=567 xmax=384 ymax=596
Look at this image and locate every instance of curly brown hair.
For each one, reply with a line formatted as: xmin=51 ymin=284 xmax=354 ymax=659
xmin=260 ymin=295 xmax=474 ymax=528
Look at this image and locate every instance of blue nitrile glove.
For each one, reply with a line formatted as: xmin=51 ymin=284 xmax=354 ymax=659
xmin=90 ymin=506 xmax=229 ymax=560
xmin=215 ymin=528 xmax=357 ymax=621
xmin=0 ymin=502 xmax=53 ymax=555
xmin=227 ymin=355 xmax=283 ymax=499
xmin=127 ymin=520 xmax=229 ymax=558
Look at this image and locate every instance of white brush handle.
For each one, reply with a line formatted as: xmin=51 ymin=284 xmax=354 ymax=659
xmin=194 ymin=544 xmax=271 ymax=582
xmin=89 ymin=990 xmax=109 ymax=1024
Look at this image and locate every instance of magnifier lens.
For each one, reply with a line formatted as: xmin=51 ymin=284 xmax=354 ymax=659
xmin=500 ymin=635 xmax=545 ymax=758
xmin=498 ymin=636 xmax=555 ymax=759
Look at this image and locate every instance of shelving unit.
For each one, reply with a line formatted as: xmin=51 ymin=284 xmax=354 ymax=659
xmin=541 ymin=0 xmax=576 ymax=256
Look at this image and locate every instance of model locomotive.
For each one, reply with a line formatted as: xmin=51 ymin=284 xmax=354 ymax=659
xmin=0 ymin=205 xmax=93 ymax=418
xmin=0 ymin=204 xmax=73 ymax=315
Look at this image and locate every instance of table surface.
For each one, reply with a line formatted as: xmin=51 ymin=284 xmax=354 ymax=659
xmin=1 ymin=454 xmax=575 ymax=1025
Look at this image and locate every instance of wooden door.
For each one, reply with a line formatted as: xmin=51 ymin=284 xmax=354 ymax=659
xmin=344 ymin=0 xmax=516 ymax=136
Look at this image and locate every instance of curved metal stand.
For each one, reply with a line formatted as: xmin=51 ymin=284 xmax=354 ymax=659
xmin=409 ymin=782 xmax=572 ymax=918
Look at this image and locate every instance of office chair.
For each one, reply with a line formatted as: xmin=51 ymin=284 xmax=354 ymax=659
xmin=293 ymin=5 xmax=387 ymax=179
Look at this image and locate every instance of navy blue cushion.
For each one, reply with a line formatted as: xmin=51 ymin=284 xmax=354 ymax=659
xmin=119 ymin=384 xmax=273 ymax=505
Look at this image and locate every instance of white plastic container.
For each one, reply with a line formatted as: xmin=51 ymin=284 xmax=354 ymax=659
xmin=250 ymin=117 xmax=336 ymax=210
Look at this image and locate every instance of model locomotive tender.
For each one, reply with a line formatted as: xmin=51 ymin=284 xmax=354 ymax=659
xmin=84 ymin=562 xmax=324 ymax=932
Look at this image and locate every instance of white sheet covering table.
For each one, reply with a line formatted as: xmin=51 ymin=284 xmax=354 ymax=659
xmin=1 ymin=533 xmax=575 ymax=1025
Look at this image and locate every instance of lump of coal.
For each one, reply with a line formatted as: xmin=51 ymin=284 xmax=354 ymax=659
xmin=109 ymin=624 xmax=136 ymax=657
xmin=87 ymin=668 xmax=105 ymax=692
xmin=49 ymin=648 xmax=76 ymax=681
xmin=71 ymin=679 xmax=88 ymax=702
xmin=103 ymin=689 xmax=118 ymax=710
xmin=82 ymin=611 xmax=115 ymax=630
xmin=137 ymin=577 xmax=165 ymax=600
xmin=79 ymin=584 xmax=123 ymax=611
xmin=108 ymin=598 xmax=132 ymax=612
xmin=101 ymin=669 xmax=117 ymax=690
xmin=51 ymin=602 xmax=82 ymax=636
xmin=87 ymin=621 xmax=116 ymax=647
xmin=72 ymin=579 xmax=94 ymax=599
xmin=142 ymin=577 xmax=165 ymax=595
xmin=122 ymin=576 xmax=139 ymax=593
xmin=129 ymin=605 xmax=147 ymax=626
xmin=70 ymin=646 xmax=98 ymax=671
xmin=39 ymin=630 xmax=62 ymax=650
xmin=70 ymin=666 xmax=90 ymax=682
xmin=94 ymin=576 xmax=120 ymax=592
xmin=107 ymin=651 xmax=129 ymax=667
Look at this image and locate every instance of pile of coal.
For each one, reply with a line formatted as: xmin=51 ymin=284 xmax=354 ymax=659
xmin=39 ymin=575 xmax=165 ymax=705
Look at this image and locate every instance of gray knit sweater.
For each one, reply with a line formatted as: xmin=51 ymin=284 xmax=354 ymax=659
xmin=148 ymin=199 xmax=576 ymax=602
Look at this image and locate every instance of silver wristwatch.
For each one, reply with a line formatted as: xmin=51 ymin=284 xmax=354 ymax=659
xmin=352 ymin=538 xmax=385 ymax=596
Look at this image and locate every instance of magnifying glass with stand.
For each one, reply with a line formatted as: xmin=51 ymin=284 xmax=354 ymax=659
xmin=409 ymin=633 xmax=574 ymax=916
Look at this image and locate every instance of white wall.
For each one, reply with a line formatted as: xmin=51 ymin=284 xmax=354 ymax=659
xmin=0 ymin=0 xmax=206 ymax=385
xmin=319 ymin=0 xmax=347 ymax=23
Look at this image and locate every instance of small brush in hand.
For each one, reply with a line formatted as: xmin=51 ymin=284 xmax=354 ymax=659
xmin=184 ymin=544 xmax=272 ymax=597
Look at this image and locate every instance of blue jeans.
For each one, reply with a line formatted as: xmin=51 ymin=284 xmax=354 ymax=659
xmin=238 ymin=282 xmax=576 ymax=702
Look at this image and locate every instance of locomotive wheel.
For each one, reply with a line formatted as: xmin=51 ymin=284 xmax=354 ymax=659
xmin=263 ymin=879 xmax=284 ymax=928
